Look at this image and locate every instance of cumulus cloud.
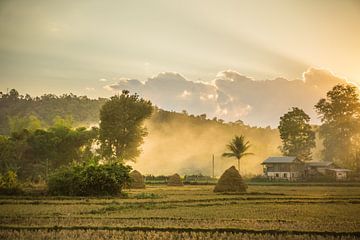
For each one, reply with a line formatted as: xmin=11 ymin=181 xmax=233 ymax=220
xmin=105 ymin=72 xmax=219 ymax=116
xmin=104 ymin=68 xmax=354 ymax=127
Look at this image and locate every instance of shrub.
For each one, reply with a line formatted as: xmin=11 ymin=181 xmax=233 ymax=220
xmin=47 ymin=162 xmax=131 ymax=196
xmin=0 ymin=170 xmax=23 ymax=195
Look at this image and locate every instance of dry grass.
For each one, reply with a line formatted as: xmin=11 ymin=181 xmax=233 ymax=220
xmin=0 ymin=185 xmax=359 ymax=239
xmin=214 ymin=166 xmax=247 ymax=192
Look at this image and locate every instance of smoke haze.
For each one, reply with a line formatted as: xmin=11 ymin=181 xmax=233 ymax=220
xmin=129 ymin=111 xmax=281 ymax=176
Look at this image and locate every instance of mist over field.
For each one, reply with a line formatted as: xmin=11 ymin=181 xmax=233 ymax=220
xmin=130 ymin=111 xmax=281 ymax=176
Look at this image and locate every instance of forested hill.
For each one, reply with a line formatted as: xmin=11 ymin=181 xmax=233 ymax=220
xmin=0 ymin=89 xmax=277 ymax=135
xmin=0 ymin=89 xmax=106 ymax=134
xmin=0 ymin=89 xmax=281 ymax=175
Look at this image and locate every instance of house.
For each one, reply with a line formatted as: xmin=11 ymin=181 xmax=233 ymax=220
xmin=262 ymin=156 xmax=304 ymax=181
xmin=324 ymin=168 xmax=352 ymax=181
xmin=305 ymin=161 xmax=338 ymax=176
xmin=305 ymin=161 xmax=352 ymax=181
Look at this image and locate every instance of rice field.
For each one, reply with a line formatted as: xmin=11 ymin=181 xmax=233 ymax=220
xmin=0 ymin=185 xmax=360 ymax=239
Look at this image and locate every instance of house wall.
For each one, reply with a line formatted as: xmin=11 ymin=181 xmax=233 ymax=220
xmin=263 ymin=162 xmax=304 ymax=181
xmin=266 ymin=163 xmax=304 ymax=172
xmin=324 ymin=169 xmax=349 ymax=181
xmin=335 ymin=171 xmax=347 ymax=180
xmin=316 ymin=168 xmax=327 ymax=174
xmin=266 ymin=171 xmax=302 ymax=181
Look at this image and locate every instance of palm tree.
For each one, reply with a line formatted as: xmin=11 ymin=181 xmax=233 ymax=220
xmin=222 ymin=135 xmax=253 ymax=173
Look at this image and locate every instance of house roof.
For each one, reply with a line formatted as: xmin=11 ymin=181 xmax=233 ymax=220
xmin=306 ymin=161 xmax=334 ymax=167
xmin=326 ymin=168 xmax=352 ymax=172
xmin=262 ymin=156 xmax=299 ymax=164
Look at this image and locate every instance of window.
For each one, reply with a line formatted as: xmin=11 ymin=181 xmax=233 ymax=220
xmin=283 ymin=173 xmax=287 ymax=178
xmin=275 ymin=173 xmax=279 ymax=177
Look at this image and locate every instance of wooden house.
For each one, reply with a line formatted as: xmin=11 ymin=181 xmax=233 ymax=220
xmin=324 ymin=168 xmax=352 ymax=181
xmin=261 ymin=156 xmax=304 ymax=181
xmin=305 ymin=161 xmax=351 ymax=180
xmin=305 ymin=161 xmax=338 ymax=176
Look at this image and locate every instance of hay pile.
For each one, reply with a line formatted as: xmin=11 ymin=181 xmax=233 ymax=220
xmin=167 ymin=173 xmax=183 ymax=186
xmin=214 ymin=166 xmax=247 ymax=192
xmin=128 ymin=170 xmax=145 ymax=189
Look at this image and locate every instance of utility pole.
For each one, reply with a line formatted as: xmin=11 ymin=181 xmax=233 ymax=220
xmin=212 ymin=154 xmax=215 ymax=178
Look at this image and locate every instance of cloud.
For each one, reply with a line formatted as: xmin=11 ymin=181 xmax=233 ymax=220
xmin=99 ymin=78 xmax=108 ymax=82
xmin=104 ymin=68 xmax=354 ymax=127
xmin=105 ymin=72 xmax=219 ymax=116
xmin=180 ymin=90 xmax=192 ymax=98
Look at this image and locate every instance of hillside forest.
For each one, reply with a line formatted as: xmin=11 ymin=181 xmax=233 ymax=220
xmin=0 ymin=84 xmax=359 ymax=181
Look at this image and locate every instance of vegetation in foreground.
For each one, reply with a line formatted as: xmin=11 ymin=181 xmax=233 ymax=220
xmin=47 ymin=162 xmax=131 ymax=196
xmin=0 ymin=185 xmax=359 ymax=239
xmin=0 ymin=229 xmax=358 ymax=240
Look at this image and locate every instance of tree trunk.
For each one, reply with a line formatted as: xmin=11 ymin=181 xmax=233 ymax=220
xmin=237 ymin=159 xmax=240 ymax=173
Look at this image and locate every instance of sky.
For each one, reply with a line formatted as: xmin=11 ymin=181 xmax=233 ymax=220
xmin=0 ymin=0 xmax=359 ymax=126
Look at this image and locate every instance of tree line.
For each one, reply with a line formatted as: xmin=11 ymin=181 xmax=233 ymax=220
xmin=278 ymin=84 xmax=360 ymax=171
xmin=0 ymin=89 xmax=106 ymax=135
xmin=1 ymin=83 xmax=359 ymax=186
xmin=0 ymin=90 xmax=152 ymax=182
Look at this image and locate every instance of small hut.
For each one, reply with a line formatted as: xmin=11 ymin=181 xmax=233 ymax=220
xmin=167 ymin=173 xmax=183 ymax=186
xmin=214 ymin=166 xmax=247 ymax=192
xmin=129 ymin=170 xmax=145 ymax=189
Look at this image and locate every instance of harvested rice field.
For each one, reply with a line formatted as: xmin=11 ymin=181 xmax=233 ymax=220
xmin=0 ymin=185 xmax=360 ymax=239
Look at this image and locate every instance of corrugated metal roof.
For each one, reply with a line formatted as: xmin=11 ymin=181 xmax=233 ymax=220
xmin=262 ymin=156 xmax=298 ymax=164
xmin=326 ymin=168 xmax=352 ymax=172
xmin=306 ymin=161 xmax=333 ymax=167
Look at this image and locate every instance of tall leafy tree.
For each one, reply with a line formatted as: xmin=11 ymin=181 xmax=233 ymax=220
xmin=8 ymin=115 xmax=42 ymax=133
xmin=222 ymin=135 xmax=253 ymax=172
xmin=315 ymin=84 xmax=360 ymax=167
xmin=0 ymin=124 xmax=98 ymax=180
xmin=278 ymin=107 xmax=315 ymax=161
xmin=0 ymin=136 xmax=17 ymax=173
xmin=99 ymin=90 xmax=153 ymax=162
xmin=27 ymin=126 xmax=97 ymax=171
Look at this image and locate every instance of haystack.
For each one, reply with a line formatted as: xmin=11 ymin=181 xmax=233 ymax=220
xmin=129 ymin=170 xmax=145 ymax=189
xmin=167 ymin=173 xmax=183 ymax=186
xmin=214 ymin=166 xmax=247 ymax=192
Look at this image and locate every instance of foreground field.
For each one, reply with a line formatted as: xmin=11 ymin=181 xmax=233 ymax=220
xmin=0 ymin=185 xmax=360 ymax=239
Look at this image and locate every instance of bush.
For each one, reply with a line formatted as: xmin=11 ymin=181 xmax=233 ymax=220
xmin=0 ymin=170 xmax=23 ymax=195
xmin=47 ymin=162 xmax=131 ymax=196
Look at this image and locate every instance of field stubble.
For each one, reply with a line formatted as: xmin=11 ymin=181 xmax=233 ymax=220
xmin=0 ymin=185 xmax=359 ymax=239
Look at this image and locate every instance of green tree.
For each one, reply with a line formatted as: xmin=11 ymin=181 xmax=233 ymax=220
xmin=315 ymin=84 xmax=360 ymax=167
xmin=99 ymin=90 xmax=153 ymax=162
xmin=52 ymin=115 xmax=73 ymax=128
xmin=0 ymin=124 xmax=98 ymax=180
xmin=9 ymin=129 xmax=31 ymax=177
xmin=0 ymin=89 xmax=107 ymax=135
xmin=0 ymin=136 xmax=16 ymax=173
xmin=278 ymin=107 xmax=315 ymax=161
xmin=8 ymin=115 xmax=42 ymax=133
xmin=27 ymin=126 xmax=98 ymax=174
xmin=222 ymin=135 xmax=253 ymax=172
